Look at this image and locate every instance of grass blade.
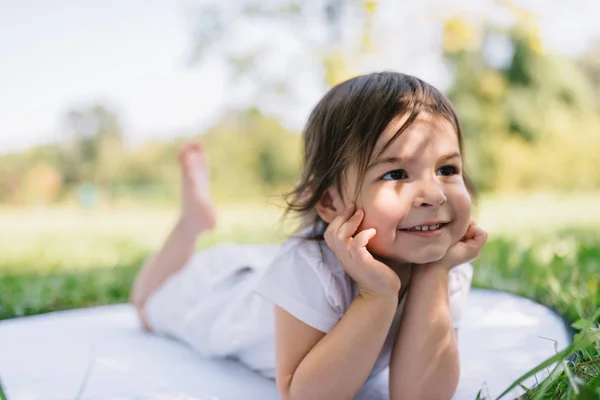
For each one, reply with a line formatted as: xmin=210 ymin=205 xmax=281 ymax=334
xmin=0 ymin=378 xmax=8 ymax=400
xmin=494 ymin=336 xmax=591 ymax=400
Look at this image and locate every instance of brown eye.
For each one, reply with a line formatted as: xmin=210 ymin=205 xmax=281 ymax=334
xmin=437 ymin=165 xmax=458 ymax=176
xmin=382 ymin=170 xmax=408 ymax=180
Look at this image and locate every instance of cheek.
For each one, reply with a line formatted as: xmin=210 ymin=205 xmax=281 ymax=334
xmin=452 ymin=190 xmax=473 ymax=235
xmin=358 ymin=190 xmax=408 ymax=229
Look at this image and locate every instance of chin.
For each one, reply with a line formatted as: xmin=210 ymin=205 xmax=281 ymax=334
xmin=372 ymin=243 xmax=448 ymax=265
xmin=405 ymin=250 xmax=447 ymax=265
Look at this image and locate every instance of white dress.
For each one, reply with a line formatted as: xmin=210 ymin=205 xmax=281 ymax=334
xmin=145 ymin=231 xmax=473 ymax=386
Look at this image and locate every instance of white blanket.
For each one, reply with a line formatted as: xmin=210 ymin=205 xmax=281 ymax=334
xmin=0 ymin=289 xmax=571 ymax=400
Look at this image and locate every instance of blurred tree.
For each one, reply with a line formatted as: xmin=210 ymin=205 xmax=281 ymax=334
xmin=579 ymin=43 xmax=600 ymax=111
xmin=114 ymin=140 xmax=181 ymax=204
xmin=444 ymin=7 xmax=600 ymax=192
xmin=63 ymin=104 xmax=125 ymax=201
xmin=0 ymin=145 xmax=73 ymax=204
xmin=101 ymin=109 xmax=302 ymax=205
xmin=20 ymin=162 xmax=63 ymax=205
xmin=4 ymin=1 xmax=600 ymax=205
xmin=444 ymin=15 xmax=506 ymax=190
xmin=200 ymin=108 xmax=302 ymax=202
xmin=187 ymin=0 xmax=378 ymax=109
xmin=0 ymin=153 xmax=23 ymax=204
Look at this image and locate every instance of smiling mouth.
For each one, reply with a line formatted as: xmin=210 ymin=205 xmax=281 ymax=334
xmin=399 ymin=222 xmax=450 ymax=232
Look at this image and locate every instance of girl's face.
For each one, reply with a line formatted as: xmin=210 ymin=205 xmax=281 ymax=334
xmin=342 ymin=113 xmax=472 ymax=266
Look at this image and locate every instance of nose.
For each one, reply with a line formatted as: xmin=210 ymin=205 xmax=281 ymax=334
xmin=413 ymin=178 xmax=447 ymax=208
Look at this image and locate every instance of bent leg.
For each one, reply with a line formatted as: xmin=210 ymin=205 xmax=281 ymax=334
xmin=130 ymin=142 xmax=216 ymax=331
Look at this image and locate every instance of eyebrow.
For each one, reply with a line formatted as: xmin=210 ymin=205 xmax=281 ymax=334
xmin=368 ymin=152 xmax=462 ymax=170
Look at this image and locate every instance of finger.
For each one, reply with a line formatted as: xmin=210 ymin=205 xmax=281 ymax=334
xmin=327 ymin=203 xmax=354 ymax=237
xmin=461 ymin=219 xmax=480 ymax=241
xmin=324 ymin=203 xmax=355 ymax=246
xmin=456 ymin=226 xmax=488 ymax=262
xmin=462 ymin=225 xmax=476 ymax=241
xmin=463 ymin=224 xmax=487 ymax=244
xmin=470 ymin=225 xmax=488 ymax=246
xmin=349 ymin=228 xmax=377 ymax=263
xmin=343 ymin=202 xmax=356 ymax=219
xmin=337 ymin=208 xmax=364 ymax=241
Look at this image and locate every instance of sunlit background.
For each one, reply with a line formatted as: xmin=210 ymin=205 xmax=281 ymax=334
xmin=1 ymin=0 xmax=599 ymax=396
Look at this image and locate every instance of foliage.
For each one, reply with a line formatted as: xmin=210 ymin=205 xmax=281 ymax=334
xmin=443 ymin=15 xmax=600 ymax=192
xmin=3 ymin=4 xmax=600 ymax=205
xmin=0 ymin=108 xmax=303 ymax=206
xmin=188 ymin=0 xmax=378 ymax=97
xmin=64 ymin=104 xmax=126 ymax=187
xmin=201 ymin=108 xmax=302 ymax=201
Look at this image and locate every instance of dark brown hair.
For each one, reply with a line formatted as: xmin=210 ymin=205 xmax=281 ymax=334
xmin=284 ymin=71 xmax=476 ymax=238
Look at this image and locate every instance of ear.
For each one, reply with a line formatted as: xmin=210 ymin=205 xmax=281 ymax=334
xmin=315 ymin=187 xmax=345 ymax=224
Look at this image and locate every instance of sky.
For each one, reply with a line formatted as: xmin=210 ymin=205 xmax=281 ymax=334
xmin=0 ymin=0 xmax=231 ymax=152
xmin=1 ymin=0 xmax=599 ymax=153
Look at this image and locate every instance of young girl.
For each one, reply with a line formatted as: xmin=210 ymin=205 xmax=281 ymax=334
xmin=130 ymin=71 xmax=488 ymax=400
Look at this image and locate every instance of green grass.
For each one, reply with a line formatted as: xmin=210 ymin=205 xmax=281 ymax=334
xmin=0 ymin=193 xmax=599 ymax=399
xmin=473 ymin=229 xmax=600 ymax=399
xmin=474 ymin=228 xmax=600 ymax=324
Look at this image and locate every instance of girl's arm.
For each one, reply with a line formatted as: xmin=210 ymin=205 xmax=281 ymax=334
xmin=388 ymin=220 xmax=487 ymax=399
xmin=275 ymin=292 xmax=398 ymax=400
xmin=389 ymin=265 xmax=459 ymax=400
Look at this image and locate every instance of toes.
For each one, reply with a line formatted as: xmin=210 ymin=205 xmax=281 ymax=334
xmin=179 ymin=142 xmax=210 ymax=180
xmin=178 ymin=142 xmax=199 ymax=164
xmin=179 ymin=142 xmax=204 ymax=159
xmin=179 ymin=141 xmax=201 ymax=153
xmin=190 ymin=142 xmax=203 ymax=152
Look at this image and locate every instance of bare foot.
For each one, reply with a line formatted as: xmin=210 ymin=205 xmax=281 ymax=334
xmin=178 ymin=142 xmax=217 ymax=236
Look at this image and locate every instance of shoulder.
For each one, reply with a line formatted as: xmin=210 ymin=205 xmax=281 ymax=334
xmin=255 ymin=231 xmax=353 ymax=324
xmin=274 ymin=230 xmax=346 ymax=278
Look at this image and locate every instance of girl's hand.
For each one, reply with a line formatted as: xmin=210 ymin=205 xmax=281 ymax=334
xmin=428 ymin=218 xmax=488 ymax=271
xmin=324 ymin=203 xmax=401 ymax=299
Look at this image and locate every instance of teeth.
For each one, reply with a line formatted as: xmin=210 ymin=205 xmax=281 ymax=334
xmin=407 ymin=223 xmax=442 ymax=231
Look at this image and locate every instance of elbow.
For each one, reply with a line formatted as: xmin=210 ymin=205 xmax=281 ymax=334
xmin=391 ymin=361 xmax=460 ymax=400
xmin=276 ymin=374 xmax=293 ymax=400
xmin=423 ymin=362 xmax=461 ymax=400
xmin=421 ymin=359 xmax=460 ymax=400
xmin=394 ymin=382 xmax=459 ymax=400
xmin=278 ymin=384 xmax=304 ymax=400
xmin=426 ymin=376 xmax=460 ymax=400
xmin=277 ymin=375 xmax=348 ymax=400
xmin=277 ymin=377 xmax=312 ymax=400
